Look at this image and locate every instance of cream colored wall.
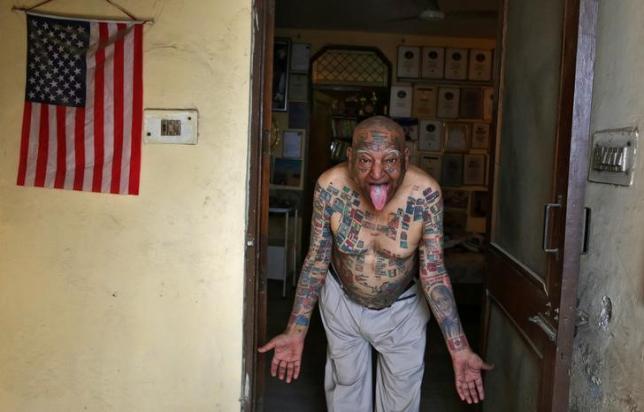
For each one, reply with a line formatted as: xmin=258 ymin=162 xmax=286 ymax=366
xmin=569 ymin=0 xmax=644 ymax=410
xmin=0 ymin=1 xmax=251 ymax=411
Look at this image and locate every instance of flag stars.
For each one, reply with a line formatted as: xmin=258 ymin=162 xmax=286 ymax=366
xmin=27 ymin=16 xmax=88 ymax=107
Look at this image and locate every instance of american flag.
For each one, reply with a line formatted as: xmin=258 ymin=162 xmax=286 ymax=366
xmin=18 ymin=13 xmax=143 ymax=195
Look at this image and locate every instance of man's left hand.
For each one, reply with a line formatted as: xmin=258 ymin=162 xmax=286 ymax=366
xmin=451 ymin=349 xmax=494 ymax=404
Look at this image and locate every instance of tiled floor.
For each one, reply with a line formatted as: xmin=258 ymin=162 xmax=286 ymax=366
xmin=262 ymin=280 xmax=483 ymax=412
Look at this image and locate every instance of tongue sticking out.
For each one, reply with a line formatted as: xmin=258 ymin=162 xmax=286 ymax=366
xmin=369 ymin=184 xmax=389 ymax=211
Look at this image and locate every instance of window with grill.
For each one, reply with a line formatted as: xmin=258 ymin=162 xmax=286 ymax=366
xmin=312 ymin=47 xmax=390 ymax=88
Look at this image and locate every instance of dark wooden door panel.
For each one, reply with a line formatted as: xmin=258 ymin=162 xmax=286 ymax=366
xmin=482 ymin=0 xmax=597 ymax=410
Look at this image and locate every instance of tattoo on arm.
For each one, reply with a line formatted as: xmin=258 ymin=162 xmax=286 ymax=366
xmin=287 ymin=182 xmax=334 ymax=335
xmin=418 ymin=188 xmax=469 ymax=353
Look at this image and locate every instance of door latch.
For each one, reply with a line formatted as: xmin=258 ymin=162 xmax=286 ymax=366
xmin=528 ymin=312 xmax=557 ymax=342
xmin=543 ymin=203 xmax=562 ymax=254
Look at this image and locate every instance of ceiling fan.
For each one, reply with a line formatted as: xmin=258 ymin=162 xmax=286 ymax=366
xmin=390 ymin=0 xmax=497 ymax=22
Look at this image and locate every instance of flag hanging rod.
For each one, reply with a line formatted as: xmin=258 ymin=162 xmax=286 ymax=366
xmin=12 ymin=7 xmax=154 ymax=25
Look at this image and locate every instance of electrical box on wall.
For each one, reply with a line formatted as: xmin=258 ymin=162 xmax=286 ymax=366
xmin=588 ymin=127 xmax=638 ymax=186
xmin=144 ymin=109 xmax=198 ymax=144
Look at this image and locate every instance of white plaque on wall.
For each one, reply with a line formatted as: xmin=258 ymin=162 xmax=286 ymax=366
xmin=418 ymin=120 xmax=443 ymax=151
xmin=412 ymin=85 xmax=437 ymax=118
xmin=389 ymin=85 xmax=413 ymax=118
xmin=445 ymin=48 xmax=468 ymax=80
xmin=397 ymin=46 xmax=421 ymax=78
xmin=468 ymin=49 xmax=493 ymax=81
xmin=437 ymin=87 xmax=461 ymax=118
xmin=421 ymin=47 xmax=444 ymax=79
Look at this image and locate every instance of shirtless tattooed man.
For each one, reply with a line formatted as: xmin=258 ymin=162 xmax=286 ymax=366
xmin=259 ymin=116 xmax=493 ymax=411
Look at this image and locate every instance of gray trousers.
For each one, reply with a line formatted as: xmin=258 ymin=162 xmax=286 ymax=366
xmin=319 ymin=274 xmax=431 ymax=412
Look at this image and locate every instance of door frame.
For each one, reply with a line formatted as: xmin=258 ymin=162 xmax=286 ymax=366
xmin=481 ymin=0 xmax=598 ymax=410
xmin=242 ymin=0 xmax=274 ymax=410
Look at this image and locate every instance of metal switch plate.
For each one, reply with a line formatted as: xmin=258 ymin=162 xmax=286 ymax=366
xmin=588 ymin=127 xmax=638 ymax=186
xmin=144 ymin=109 xmax=198 ymax=144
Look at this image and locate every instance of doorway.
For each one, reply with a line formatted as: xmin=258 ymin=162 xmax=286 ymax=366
xmin=263 ymin=1 xmax=497 ymax=411
xmin=245 ymin=0 xmax=597 ymax=411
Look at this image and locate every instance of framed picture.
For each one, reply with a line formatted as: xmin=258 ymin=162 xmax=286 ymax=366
xmin=459 ymin=87 xmax=483 ymax=119
xmin=289 ymin=73 xmax=309 ymax=102
xmin=441 ymin=154 xmax=464 ymax=187
xmin=437 ymin=87 xmax=460 ymax=118
xmin=445 ymin=123 xmax=471 ymax=152
xmin=271 ymin=158 xmax=303 ymax=189
xmin=421 ymin=46 xmax=444 ymax=79
xmin=445 ymin=48 xmax=468 ymax=80
xmin=272 ymin=38 xmax=290 ymax=112
xmin=468 ymin=49 xmax=493 ymax=81
xmin=472 ymin=123 xmax=490 ymax=149
xmin=397 ymin=46 xmax=420 ymax=78
xmin=281 ymin=129 xmax=305 ymax=159
xmin=290 ymin=43 xmax=311 ymax=73
xmin=418 ymin=120 xmax=443 ymax=151
xmin=463 ymin=154 xmax=487 ymax=185
xmin=389 ymin=85 xmax=413 ymax=118
xmin=419 ymin=154 xmax=442 ymax=182
xmin=412 ymin=85 xmax=437 ymax=118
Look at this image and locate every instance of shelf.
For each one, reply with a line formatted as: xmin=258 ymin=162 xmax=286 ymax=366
xmin=396 ymin=78 xmax=494 ymax=87
xmin=442 ymin=186 xmax=488 ymax=191
xmin=270 ymin=184 xmax=303 ymax=191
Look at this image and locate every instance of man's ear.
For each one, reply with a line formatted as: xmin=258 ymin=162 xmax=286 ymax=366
xmin=346 ymin=147 xmax=353 ymax=163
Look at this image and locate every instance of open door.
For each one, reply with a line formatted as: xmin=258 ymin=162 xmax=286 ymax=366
xmin=483 ymin=0 xmax=597 ymax=411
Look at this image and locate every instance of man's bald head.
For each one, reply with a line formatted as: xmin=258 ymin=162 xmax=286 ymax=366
xmin=352 ymin=116 xmax=406 ymax=150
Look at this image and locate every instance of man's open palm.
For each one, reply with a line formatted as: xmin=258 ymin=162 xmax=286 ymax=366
xmin=258 ymin=333 xmax=305 ymax=383
xmin=452 ymin=349 xmax=494 ymax=404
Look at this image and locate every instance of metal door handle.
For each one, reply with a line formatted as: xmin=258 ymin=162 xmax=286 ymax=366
xmin=543 ymin=203 xmax=561 ymax=254
xmin=528 ymin=313 xmax=557 ymax=342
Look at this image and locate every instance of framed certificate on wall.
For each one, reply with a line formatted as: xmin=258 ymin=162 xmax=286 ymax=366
xmin=412 ymin=85 xmax=437 ymax=118
xmin=437 ymin=87 xmax=460 ymax=118
xmin=468 ymin=49 xmax=493 ymax=81
xmin=419 ymin=154 xmax=442 ymax=182
xmin=397 ymin=46 xmax=421 ymax=78
xmin=444 ymin=123 xmax=471 ymax=152
xmin=463 ymin=154 xmax=487 ymax=185
xmin=418 ymin=120 xmax=443 ymax=151
xmin=445 ymin=48 xmax=468 ymax=80
xmin=389 ymin=85 xmax=413 ymax=118
xmin=441 ymin=154 xmax=464 ymax=187
xmin=472 ymin=123 xmax=491 ymax=149
xmin=421 ymin=47 xmax=444 ymax=79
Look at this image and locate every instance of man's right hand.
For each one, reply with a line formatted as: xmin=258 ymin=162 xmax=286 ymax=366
xmin=258 ymin=333 xmax=305 ymax=383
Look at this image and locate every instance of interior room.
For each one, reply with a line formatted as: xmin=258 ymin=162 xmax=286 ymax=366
xmin=265 ymin=1 xmax=497 ymax=410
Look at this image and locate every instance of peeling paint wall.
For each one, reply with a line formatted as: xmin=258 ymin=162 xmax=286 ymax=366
xmin=569 ymin=0 xmax=644 ymax=410
xmin=0 ymin=1 xmax=251 ymax=411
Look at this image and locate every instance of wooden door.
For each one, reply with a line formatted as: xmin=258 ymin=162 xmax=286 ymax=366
xmin=482 ymin=0 xmax=597 ymax=411
xmin=242 ymin=0 xmax=274 ymax=410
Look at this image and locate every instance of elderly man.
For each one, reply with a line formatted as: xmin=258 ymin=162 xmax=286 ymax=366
xmin=259 ymin=116 xmax=492 ymax=411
